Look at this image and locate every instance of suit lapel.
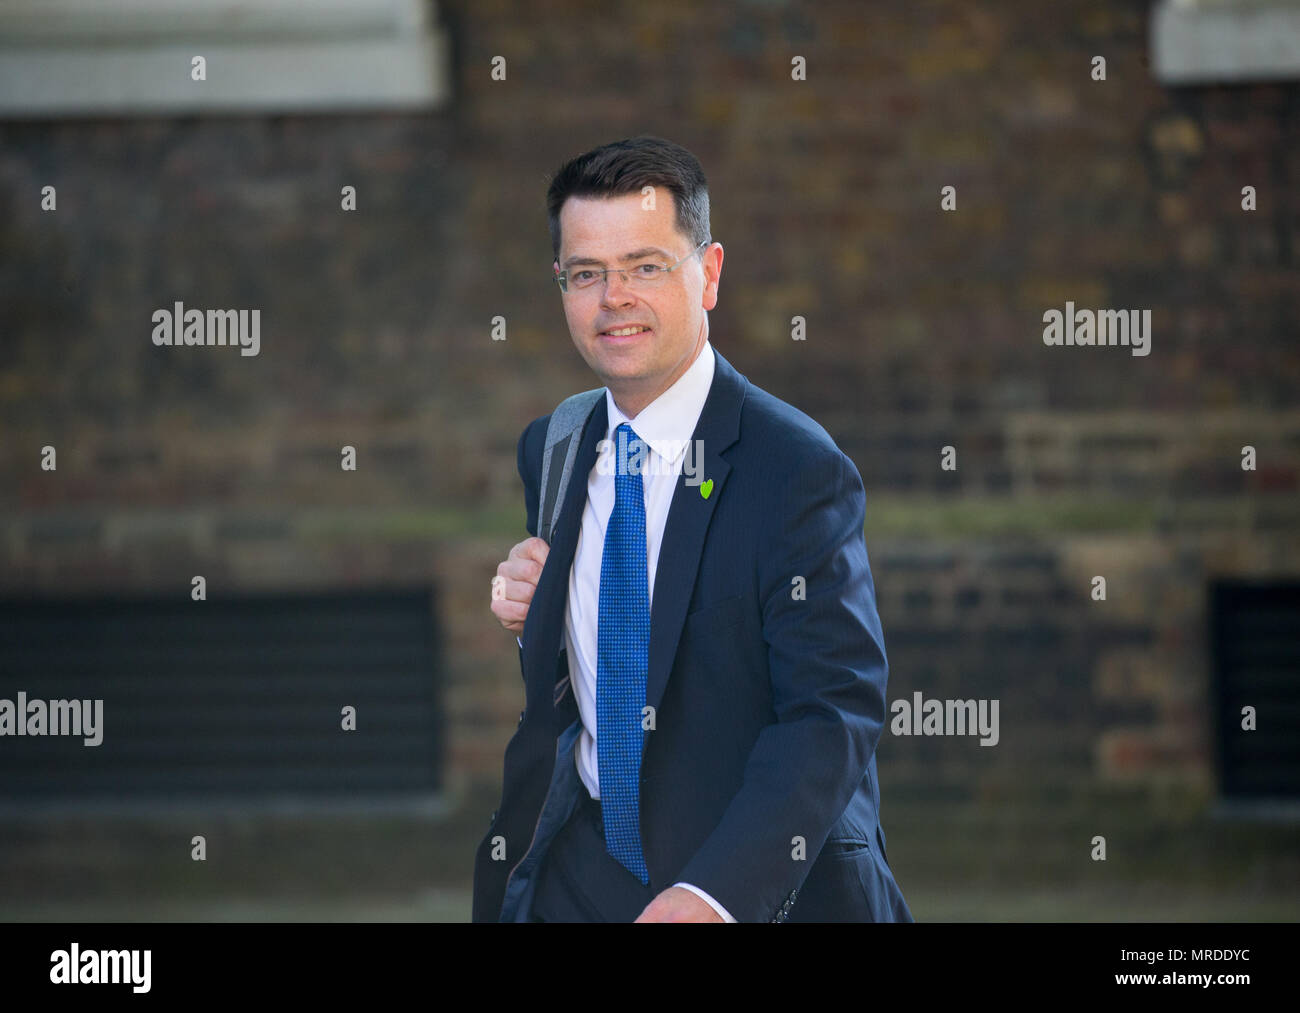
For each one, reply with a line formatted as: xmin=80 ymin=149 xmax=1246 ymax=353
xmin=645 ymin=348 xmax=745 ymax=720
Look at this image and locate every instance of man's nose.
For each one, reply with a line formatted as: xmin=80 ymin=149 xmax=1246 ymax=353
xmin=601 ymin=269 xmax=636 ymax=305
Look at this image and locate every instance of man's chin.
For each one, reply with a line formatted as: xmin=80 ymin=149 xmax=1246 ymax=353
xmin=589 ymin=351 xmax=650 ymax=381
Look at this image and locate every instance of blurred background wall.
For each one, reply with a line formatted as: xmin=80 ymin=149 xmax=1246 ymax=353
xmin=1 ymin=0 xmax=1297 ymax=920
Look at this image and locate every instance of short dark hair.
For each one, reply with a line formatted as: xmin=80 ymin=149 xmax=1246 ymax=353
xmin=546 ymin=135 xmax=711 ymax=261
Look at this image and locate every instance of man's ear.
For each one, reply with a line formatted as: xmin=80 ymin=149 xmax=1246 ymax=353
xmin=701 ymin=243 xmax=723 ymax=311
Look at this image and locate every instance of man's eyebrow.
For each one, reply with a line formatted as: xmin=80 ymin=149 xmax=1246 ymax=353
xmin=562 ymin=247 xmax=673 ymax=269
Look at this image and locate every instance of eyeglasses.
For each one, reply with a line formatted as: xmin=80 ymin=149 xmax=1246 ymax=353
xmin=554 ymin=239 xmax=710 ymax=294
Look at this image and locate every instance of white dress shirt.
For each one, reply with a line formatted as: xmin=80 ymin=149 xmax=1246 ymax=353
xmin=543 ymin=339 xmax=734 ymax=921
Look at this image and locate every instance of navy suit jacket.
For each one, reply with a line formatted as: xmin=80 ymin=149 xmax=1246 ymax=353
xmin=472 ymin=347 xmax=912 ymax=923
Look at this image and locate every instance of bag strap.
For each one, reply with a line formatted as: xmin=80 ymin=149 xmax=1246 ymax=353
xmin=537 ymin=388 xmax=604 ymax=544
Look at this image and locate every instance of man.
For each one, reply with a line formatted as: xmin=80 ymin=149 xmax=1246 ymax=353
xmin=475 ymin=136 xmax=912 ymax=923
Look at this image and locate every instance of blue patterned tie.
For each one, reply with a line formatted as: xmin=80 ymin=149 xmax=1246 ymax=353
xmin=597 ymin=422 xmax=651 ymax=884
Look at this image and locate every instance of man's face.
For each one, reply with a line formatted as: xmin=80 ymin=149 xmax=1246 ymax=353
xmin=553 ymin=192 xmax=722 ymax=417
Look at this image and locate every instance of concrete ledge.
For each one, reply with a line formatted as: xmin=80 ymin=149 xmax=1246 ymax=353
xmin=1153 ymin=0 xmax=1300 ymax=84
xmin=0 ymin=0 xmax=450 ymax=118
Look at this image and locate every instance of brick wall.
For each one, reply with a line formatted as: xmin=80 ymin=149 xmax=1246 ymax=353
xmin=1 ymin=0 xmax=1297 ymax=817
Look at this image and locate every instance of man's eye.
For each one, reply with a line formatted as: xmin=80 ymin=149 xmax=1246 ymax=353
xmin=635 ymin=264 xmax=663 ymax=276
xmin=573 ymin=270 xmax=597 ymax=282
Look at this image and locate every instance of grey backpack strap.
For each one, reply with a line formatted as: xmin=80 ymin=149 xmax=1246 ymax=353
xmin=537 ymin=388 xmax=604 ymax=544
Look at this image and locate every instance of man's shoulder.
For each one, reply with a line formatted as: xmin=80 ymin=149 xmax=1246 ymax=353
xmin=736 ymin=376 xmax=844 ymax=467
xmin=518 ymin=370 xmax=847 ymax=471
xmin=521 ymin=412 xmax=550 ymax=442
xmin=518 ymin=412 xmax=550 ymax=457
xmin=518 ymin=385 xmax=603 ymax=467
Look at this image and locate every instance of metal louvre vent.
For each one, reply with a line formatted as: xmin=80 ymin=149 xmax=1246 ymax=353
xmin=0 ymin=587 xmax=442 ymax=811
xmin=1210 ymin=580 xmax=1300 ymax=801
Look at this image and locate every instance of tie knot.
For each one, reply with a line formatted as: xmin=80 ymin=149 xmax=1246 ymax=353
xmin=614 ymin=423 xmax=647 ymax=479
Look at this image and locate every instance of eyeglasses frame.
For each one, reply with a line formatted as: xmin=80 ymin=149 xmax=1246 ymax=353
xmin=553 ymin=238 xmax=711 ymax=294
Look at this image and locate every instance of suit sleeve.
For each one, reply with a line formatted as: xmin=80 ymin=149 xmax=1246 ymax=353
xmin=674 ymin=449 xmax=889 ymax=923
xmin=515 ymin=415 xmax=547 ymax=677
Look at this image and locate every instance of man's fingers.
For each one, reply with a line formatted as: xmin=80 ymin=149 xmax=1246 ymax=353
xmin=491 ymin=538 xmax=550 ymax=634
xmin=497 ymin=555 xmax=543 ymax=586
xmin=513 ymin=537 xmax=550 ymax=568
xmin=493 ymin=575 xmax=538 ymax=606
xmin=491 ymin=597 xmax=528 ymax=631
xmin=499 ymin=538 xmax=548 ymax=581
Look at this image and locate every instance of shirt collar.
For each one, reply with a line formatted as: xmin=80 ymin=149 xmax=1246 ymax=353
xmin=604 ymin=340 xmax=715 ymax=468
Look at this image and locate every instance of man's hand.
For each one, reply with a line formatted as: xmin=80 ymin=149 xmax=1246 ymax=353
xmin=490 ymin=537 xmax=549 ymax=635
xmin=634 ymin=886 xmax=724 ymax=923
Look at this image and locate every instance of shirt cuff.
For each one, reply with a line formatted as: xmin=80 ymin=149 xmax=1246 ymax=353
xmin=672 ymin=882 xmax=737 ymax=923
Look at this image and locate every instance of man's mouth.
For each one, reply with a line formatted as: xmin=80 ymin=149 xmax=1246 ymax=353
xmin=599 ymin=325 xmax=652 ymax=337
